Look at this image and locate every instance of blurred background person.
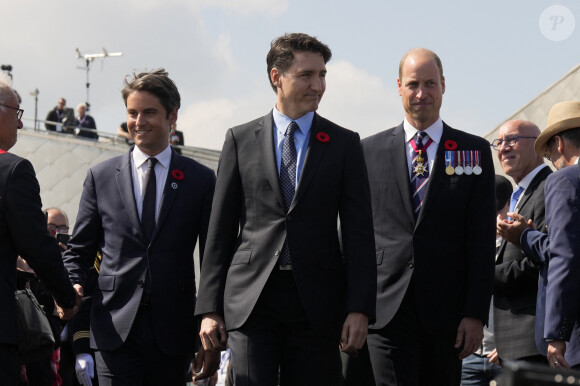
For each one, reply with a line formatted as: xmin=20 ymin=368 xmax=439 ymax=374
xmin=169 ymin=123 xmax=184 ymax=154
xmin=74 ymin=104 xmax=98 ymax=140
xmin=45 ymin=98 xmax=74 ymax=134
xmin=17 ymin=207 xmax=71 ymax=385
xmin=115 ymin=122 xmax=133 ymax=145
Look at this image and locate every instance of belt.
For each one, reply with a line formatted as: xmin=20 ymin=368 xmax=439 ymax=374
xmin=279 ymin=264 xmax=292 ymax=271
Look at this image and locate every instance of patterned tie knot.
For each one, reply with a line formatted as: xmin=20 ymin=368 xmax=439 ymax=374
xmin=147 ymin=157 xmax=158 ymax=169
xmin=415 ymin=131 xmax=428 ymax=150
xmin=286 ymin=121 xmax=299 ymax=138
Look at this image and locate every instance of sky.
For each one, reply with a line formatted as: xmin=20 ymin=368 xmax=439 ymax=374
xmin=2 ymin=0 xmax=579 ymax=151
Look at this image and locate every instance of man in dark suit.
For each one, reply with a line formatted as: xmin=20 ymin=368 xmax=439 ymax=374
xmin=195 ymin=33 xmax=376 ymax=385
xmin=498 ymin=101 xmax=580 ymax=369
xmin=63 ymin=69 xmax=218 ymax=385
xmin=0 ymin=77 xmax=78 ymax=385
xmin=45 ymin=97 xmax=75 ymax=133
xmin=74 ymin=103 xmax=98 ymax=140
xmin=362 ymin=48 xmax=496 ymax=385
xmin=492 ymin=120 xmax=550 ymax=364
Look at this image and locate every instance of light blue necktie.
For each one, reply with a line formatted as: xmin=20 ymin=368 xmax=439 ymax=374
xmin=508 ymin=186 xmax=524 ymax=219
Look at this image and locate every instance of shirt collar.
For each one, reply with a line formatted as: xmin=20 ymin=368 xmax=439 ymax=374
xmin=273 ymin=107 xmax=314 ymax=137
xmin=403 ymin=117 xmax=443 ymax=145
xmin=517 ymin=163 xmax=549 ymax=190
xmin=132 ymin=145 xmax=172 ymax=169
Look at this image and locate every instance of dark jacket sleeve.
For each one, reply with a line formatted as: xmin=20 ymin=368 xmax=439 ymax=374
xmin=5 ymin=158 xmax=76 ymax=308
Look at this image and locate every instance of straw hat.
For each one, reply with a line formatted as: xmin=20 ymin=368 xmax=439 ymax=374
xmin=535 ymin=101 xmax=580 ymax=156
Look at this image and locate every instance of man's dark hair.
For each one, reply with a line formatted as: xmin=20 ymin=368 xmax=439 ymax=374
xmin=122 ymin=69 xmax=180 ymax=118
xmin=560 ymin=127 xmax=580 ymax=149
xmin=266 ymin=33 xmax=332 ymax=92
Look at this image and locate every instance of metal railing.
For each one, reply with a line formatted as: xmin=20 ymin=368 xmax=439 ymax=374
xmin=21 ymin=117 xmax=221 ymax=170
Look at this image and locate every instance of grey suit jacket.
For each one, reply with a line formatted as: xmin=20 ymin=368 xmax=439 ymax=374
xmin=494 ymin=165 xmax=551 ymax=360
xmin=362 ymin=122 xmax=496 ymax=334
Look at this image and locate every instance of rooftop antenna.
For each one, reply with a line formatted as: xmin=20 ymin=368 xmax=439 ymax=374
xmin=76 ymin=48 xmax=122 ymax=111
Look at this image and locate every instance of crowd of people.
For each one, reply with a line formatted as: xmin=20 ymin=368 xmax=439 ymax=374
xmin=45 ymin=99 xmax=98 ymax=140
xmin=1 ymin=31 xmax=580 ymax=386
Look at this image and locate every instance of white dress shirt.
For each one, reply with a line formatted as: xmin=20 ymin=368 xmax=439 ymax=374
xmin=403 ymin=117 xmax=444 ymax=178
xmin=131 ymin=145 xmax=172 ymax=222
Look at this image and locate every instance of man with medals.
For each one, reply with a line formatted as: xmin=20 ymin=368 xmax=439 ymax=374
xmin=491 ymin=120 xmax=551 ymax=365
xmin=362 ymin=48 xmax=496 ymax=385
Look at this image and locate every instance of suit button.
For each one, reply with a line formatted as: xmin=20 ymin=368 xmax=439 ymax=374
xmin=408 ymin=261 xmax=414 ymax=269
xmin=138 ymin=280 xmax=144 ymax=287
xmin=287 ymin=215 xmax=293 ymax=221
xmin=275 ymin=250 xmax=280 ymax=257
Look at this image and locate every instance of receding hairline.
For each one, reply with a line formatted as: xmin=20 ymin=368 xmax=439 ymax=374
xmin=44 ymin=207 xmax=69 ymax=224
xmin=398 ymin=48 xmax=444 ymax=80
xmin=499 ymin=119 xmax=541 ymax=137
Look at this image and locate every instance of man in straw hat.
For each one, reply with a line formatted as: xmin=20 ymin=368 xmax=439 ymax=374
xmin=498 ymin=101 xmax=580 ymax=370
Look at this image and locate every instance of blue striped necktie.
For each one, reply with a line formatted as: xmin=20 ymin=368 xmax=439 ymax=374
xmin=411 ymin=131 xmax=431 ymax=218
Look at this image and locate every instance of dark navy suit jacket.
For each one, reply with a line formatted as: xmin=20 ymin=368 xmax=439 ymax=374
xmin=0 ymin=152 xmax=76 ymax=345
xmin=521 ymin=163 xmax=580 ymax=366
xmin=64 ymin=147 xmax=215 ymax=355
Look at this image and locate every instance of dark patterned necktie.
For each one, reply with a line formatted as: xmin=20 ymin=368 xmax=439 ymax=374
xmin=142 ymin=157 xmax=158 ymax=240
xmin=411 ymin=131 xmax=431 ymax=218
xmin=278 ymin=121 xmax=298 ymax=266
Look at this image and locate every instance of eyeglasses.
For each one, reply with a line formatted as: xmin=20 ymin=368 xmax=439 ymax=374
xmin=490 ymin=136 xmax=538 ymax=150
xmin=47 ymin=224 xmax=69 ymax=235
xmin=544 ymin=137 xmax=558 ymax=161
xmin=0 ymin=103 xmax=24 ymax=120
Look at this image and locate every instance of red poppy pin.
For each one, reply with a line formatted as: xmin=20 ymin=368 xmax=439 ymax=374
xmin=445 ymin=140 xmax=458 ymax=150
xmin=171 ymin=169 xmax=184 ymax=180
xmin=316 ymin=132 xmax=330 ymax=143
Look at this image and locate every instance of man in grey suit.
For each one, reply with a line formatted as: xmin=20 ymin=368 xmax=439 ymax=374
xmin=492 ymin=119 xmax=550 ymax=364
xmin=0 ymin=76 xmax=78 ymax=385
xmin=498 ymin=101 xmax=580 ymax=369
xmin=195 ymin=33 xmax=376 ymax=385
xmin=63 ymin=69 xmax=218 ymax=385
xmin=362 ymin=48 xmax=496 ymax=385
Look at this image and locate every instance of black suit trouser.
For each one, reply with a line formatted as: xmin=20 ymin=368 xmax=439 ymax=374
xmin=228 ymin=268 xmax=341 ymax=386
xmin=367 ymin=280 xmax=462 ymax=386
xmin=95 ymin=305 xmax=191 ymax=386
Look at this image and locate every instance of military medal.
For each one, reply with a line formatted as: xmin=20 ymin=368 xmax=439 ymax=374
xmin=410 ymin=133 xmax=433 ymax=178
xmin=445 ymin=151 xmax=455 ymax=175
xmin=413 ymin=150 xmax=427 ymax=176
xmin=455 ymin=150 xmax=464 ymax=175
xmin=464 ymin=150 xmax=473 ymax=175
xmin=473 ymin=151 xmax=482 ymax=175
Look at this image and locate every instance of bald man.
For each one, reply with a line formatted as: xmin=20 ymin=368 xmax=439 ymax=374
xmin=492 ymin=120 xmax=550 ymax=365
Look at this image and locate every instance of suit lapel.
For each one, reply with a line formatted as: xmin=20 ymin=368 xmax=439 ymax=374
xmin=290 ymin=114 xmax=328 ymax=212
xmin=115 ymin=150 xmax=143 ymax=239
xmin=155 ymin=149 xmax=180 ymax=237
xmin=390 ymin=124 xmax=415 ymax=221
xmin=258 ymin=112 xmax=285 ymax=209
xmin=516 ymin=166 xmax=551 ymax=212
